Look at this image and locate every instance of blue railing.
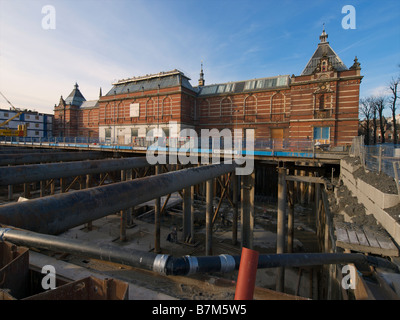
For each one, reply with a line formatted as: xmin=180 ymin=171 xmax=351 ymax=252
xmin=0 ymin=136 xmax=344 ymax=159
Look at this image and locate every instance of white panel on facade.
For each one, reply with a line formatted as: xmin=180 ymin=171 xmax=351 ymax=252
xmin=130 ymin=103 xmax=140 ymax=117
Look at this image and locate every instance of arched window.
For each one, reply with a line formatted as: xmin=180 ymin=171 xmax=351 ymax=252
xmin=244 ymin=95 xmax=256 ymax=115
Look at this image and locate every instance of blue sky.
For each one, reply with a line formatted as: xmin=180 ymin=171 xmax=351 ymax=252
xmin=0 ymin=0 xmax=399 ymax=115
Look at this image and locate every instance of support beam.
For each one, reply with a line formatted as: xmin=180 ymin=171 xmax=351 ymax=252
xmin=182 ymin=187 xmax=192 ymax=243
xmin=276 ymin=166 xmax=287 ymax=292
xmin=206 ymin=179 xmax=214 ymax=256
xmin=241 ymin=170 xmax=255 ymax=249
xmin=285 ymin=175 xmax=325 ymax=184
xmin=120 ymin=169 xmax=127 ymax=242
xmin=154 ymin=165 xmax=161 ymax=253
xmin=0 ymin=163 xmax=237 ymax=235
xmin=232 ymin=173 xmax=238 ymax=245
xmin=287 ymin=169 xmax=295 ymax=253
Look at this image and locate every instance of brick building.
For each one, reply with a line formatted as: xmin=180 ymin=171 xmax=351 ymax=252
xmin=54 ymin=29 xmax=362 ymax=147
xmin=54 ymin=83 xmax=99 ymax=139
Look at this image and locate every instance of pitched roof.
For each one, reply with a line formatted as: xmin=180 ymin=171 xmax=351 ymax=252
xmin=301 ymin=30 xmax=348 ymax=76
xmin=106 ymin=69 xmax=195 ymax=96
xmin=65 ymin=83 xmax=86 ymax=106
xmin=80 ymin=100 xmax=98 ymax=109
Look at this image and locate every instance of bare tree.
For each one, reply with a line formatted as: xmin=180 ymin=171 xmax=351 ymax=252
xmin=388 ymin=76 xmax=399 ymax=144
xmin=359 ymin=97 xmax=374 ymax=145
xmin=372 ymin=97 xmax=378 ymax=144
xmin=374 ymin=96 xmax=386 ymax=143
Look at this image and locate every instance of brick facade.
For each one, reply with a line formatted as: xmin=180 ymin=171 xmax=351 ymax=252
xmin=54 ymin=31 xmax=362 ymax=147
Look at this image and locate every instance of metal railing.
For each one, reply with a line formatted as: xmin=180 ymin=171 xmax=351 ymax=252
xmin=350 ymin=135 xmax=400 ymax=184
xmin=0 ymin=135 xmax=351 ymax=160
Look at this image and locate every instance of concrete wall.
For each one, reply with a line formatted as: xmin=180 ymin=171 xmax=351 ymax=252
xmin=340 ymin=157 xmax=400 ymax=244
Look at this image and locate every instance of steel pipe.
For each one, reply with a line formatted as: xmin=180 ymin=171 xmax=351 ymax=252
xmin=0 ymin=151 xmax=106 ymax=166
xmin=0 ymin=163 xmax=238 ymax=235
xmin=1 ymin=227 xmax=398 ymax=276
xmin=0 ymin=156 xmax=150 ymax=186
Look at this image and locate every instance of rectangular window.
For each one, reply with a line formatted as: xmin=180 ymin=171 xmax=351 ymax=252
xmin=146 ymin=127 xmax=153 ymax=137
xmin=35 ymin=123 xmax=40 ymax=128
xmin=217 ymin=85 xmax=226 ymax=93
xmin=244 ymin=80 xmax=256 ymax=90
xmin=131 ymin=128 xmax=138 ymax=137
xmin=256 ymin=80 xmax=265 ymax=89
xmin=105 ymin=128 xmax=111 ymax=138
xmin=163 ymin=128 xmax=170 ymax=137
xmin=225 ymin=83 xmax=235 ymax=92
xmin=313 ymin=127 xmax=330 ymax=140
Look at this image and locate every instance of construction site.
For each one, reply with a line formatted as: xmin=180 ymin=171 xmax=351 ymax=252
xmin=0 ymin=25 xmax=399 ymax=301
xmin=0 ymin=139 xmax=399 ymax=301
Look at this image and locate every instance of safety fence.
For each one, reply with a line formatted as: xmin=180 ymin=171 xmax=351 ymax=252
xmin=350 ymin=135 xmax=400 ymax=186
xmin=0 ymin=135 xmax=322 ymax=159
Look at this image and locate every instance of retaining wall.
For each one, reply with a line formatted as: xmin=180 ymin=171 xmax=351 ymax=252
xmin=340 ymin=157 xmax=400 ymax=245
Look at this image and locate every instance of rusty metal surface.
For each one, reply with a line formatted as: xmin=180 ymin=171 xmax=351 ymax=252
xmin=0 ymin=241 xmax=30 ymax=299
xmin=23 ymin=276 xmax=129 ymax=300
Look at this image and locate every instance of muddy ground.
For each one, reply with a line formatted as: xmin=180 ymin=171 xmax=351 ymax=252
xmin=52 ymin=198 xmax=321 ymax=300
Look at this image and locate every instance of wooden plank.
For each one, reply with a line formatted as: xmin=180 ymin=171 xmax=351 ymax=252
xmin=335 ymin=228 xmax=349 ymax=243
xmin=354 ymin=227 xmax=369 ymax=247
xmin=347 ymin=229 xmax=359 ymax=245
xmin=285 ymin=175 xmax=325 ymax=184
xmin=363 ymin=228 xmax=380 ymax=248
xmin=375 ymin=233 xmax=399 ymax=256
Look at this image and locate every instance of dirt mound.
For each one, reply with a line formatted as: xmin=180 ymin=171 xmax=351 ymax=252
xmin=331 ymin=184 xmax=381 ymax=231
xmin=352 ymin=166 xmax=398 ymax=195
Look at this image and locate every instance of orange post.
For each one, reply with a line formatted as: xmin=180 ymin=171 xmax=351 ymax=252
xmin=234 ymin=247 xmax=259 ymax=300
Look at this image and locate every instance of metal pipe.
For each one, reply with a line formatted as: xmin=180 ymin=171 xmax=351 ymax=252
xmin=0 ymin=163 xmax=237 ymax=235
xmin=0 ymin=156 xmax=149 ymax=186
xmin=1 ymin=227 xmax=398 ymax=276
xmin=234 ymin=247 xmax=259 ymax=300
xmin=0 ymin=151 xmax=106 ymax=166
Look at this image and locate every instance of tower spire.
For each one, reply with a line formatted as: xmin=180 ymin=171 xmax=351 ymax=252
xmin=198 ymin=61 xmax=205 ymax=86
xmin=319 ymin=24 xmax=328 ymax=43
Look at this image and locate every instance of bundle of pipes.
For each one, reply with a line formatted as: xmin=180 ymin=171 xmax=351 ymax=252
xmin=1 ymin=227 xmax=398 ymax=276
xmin=0 ymin=151 xmax=106 ymax=166
xmin=0 ymin=162 xmax=238 ymax=234
xmin=0 ymin=156 xmax=150 ymax=186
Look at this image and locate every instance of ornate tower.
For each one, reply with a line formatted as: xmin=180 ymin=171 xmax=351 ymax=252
xmin=198 ymin=62 xmax=205 ymax=87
